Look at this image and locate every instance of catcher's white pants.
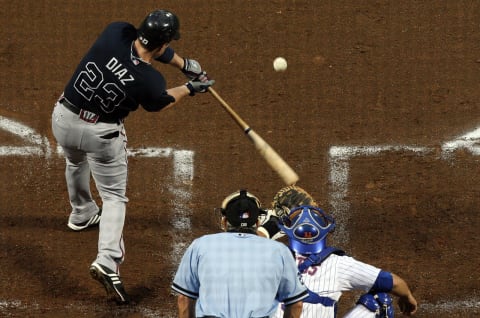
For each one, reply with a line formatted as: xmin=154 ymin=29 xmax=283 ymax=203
xmin=343 ymin=304 xmax=376 ymax=318
xmin=52 ymin=103 xmax=128 ymax=272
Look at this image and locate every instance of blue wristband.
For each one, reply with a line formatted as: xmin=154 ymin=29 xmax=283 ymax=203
xmin=155 ymin=47 xmax=175 ymax=64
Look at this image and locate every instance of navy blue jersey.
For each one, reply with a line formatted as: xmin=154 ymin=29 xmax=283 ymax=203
xmin=63 ymin=22 xmax=175 ymax=121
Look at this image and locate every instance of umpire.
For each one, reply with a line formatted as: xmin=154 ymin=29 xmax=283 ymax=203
xmin=171 ymin=189 xmax=308 ymax=318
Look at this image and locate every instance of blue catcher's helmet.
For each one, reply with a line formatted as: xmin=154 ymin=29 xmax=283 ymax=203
xmin=278 ymin=205 xmax=335 ymax=254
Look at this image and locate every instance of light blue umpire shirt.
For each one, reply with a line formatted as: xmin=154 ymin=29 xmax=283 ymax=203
xmin=172 ymin=232 xmax=308 ymax=318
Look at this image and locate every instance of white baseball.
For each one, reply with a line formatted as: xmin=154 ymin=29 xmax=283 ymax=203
xmin=273 ymin=57 xmax=287 ymax=72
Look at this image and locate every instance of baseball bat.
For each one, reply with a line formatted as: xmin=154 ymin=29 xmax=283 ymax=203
xmin=208 ymin=87 xmax=299 ymax=185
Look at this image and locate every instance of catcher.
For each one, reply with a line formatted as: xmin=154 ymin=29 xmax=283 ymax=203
xmin=258 ymin=185 xmax=418 ymax=318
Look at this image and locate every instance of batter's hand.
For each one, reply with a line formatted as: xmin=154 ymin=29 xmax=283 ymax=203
xmin=182 ymin=58 xmax=203 ymax=80
xmin=186 ymin=72 xmax=215 ymax=96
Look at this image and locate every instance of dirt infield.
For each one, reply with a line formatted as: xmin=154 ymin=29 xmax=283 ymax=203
xmin=1 ymin=1 xmax=479 ymax=317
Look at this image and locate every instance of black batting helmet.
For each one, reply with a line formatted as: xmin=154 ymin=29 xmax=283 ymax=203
xmin=137 ymin=10 xmax=180 ymax=50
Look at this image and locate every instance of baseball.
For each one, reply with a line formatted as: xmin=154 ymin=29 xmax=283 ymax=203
xmin=273 ymin=57 xmax=287 ymax=72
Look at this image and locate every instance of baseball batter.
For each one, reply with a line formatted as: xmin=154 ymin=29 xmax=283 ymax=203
xmin=51 ymin=9 xmax=214 ymax=304
xmin=262 ymin=186 xmax=418 ymax=318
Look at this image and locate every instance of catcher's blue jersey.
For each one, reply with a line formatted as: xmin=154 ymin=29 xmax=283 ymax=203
xmin=172 ymin=232 xmax=308 ymax=318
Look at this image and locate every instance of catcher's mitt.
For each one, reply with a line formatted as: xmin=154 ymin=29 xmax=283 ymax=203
xmin=271 ymin=185 xmax=317 ymax=218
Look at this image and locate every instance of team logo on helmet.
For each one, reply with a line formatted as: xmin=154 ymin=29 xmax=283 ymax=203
xmin=139 ymin=37 xmax=149 ymax=46
xmin=294 ymin=223 xmax=319 ymax=240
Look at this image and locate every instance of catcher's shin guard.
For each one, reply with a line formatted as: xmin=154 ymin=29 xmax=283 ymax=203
xmin=357 ymin=292 xmax=394 ymax=318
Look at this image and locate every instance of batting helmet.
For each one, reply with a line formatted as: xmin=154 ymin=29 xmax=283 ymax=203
xmin=279 ymin=205 xmax=335 ymax=254
xmin=137 ymin=10 xmax=180 ymax=50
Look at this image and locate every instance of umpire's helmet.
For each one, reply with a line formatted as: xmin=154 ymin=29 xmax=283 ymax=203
xmin=221 ymin=189 xmax=264 ymax=228
xmin=137 ymin=10 xmax=180 ymax=50
xmin=279 ymin=205 xmax=335 ymax=254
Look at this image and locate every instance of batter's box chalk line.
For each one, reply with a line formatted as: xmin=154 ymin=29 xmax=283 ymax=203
xmin=3 ymin=117 xmax=480 ymax=315
xmin=328 ymin=125 xmax=480 ymax=246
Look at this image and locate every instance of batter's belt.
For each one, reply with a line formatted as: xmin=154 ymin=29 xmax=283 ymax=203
xmin=59 ymin=97 xmax=121 ymax=124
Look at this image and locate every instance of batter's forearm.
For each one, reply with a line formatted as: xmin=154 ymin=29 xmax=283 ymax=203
xmin=169 ymin=52 xmax=185 ymax=70
xmin=164 ymin=85 xmax=191 ymax=109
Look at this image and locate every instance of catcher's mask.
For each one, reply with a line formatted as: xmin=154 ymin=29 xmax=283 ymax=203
xmin=220 ymin=189 xmax=264 ymax=228
xmin=279 ymin=205 xmax=335 ymax=254
xmin=137 ymin=10 xmax=180 ymax=50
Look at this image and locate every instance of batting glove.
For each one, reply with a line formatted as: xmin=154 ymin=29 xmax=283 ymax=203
xmin=182 ymin=58 xmax=203 ymax=80
xmin=186 ymin=72 xmax=215 ymax=96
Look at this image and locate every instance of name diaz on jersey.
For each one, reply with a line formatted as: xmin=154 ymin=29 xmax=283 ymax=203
xmin=106 ymin=57 xmax=134 ymax=85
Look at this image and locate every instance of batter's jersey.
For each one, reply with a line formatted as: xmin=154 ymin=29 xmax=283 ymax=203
xmin=63 ymin=22 xmax=176 ymax=122
xmin=172 ymin=232 xmax=308 ymax=318
xmin=272 ymin=253 xmax=381 ymax=318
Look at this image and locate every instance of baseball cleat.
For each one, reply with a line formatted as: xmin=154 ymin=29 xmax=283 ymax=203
xmin=89 ymin=262 xmax=130 ymax=304
xmin=67 ymin=209 xmax=102 ymax=231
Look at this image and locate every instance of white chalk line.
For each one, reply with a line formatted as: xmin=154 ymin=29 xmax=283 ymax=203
xmin=329 ymin=125 xmax=480 ymax=245
xmin=328 ymin=126 xmax=480 ymax=314
xmin=3 ymin=116 xmax=480 ymax=314
xmin=328 ymin=145 xmax=432 ymax=245
xmin=442 ymin=126 xmax=480 ymax=158
xmin=0 ymin=116 xmax=44 ymax=145
xmin=0 ymin=115 xmax=51 ymax=157
xmin=420 ymin=298 xmax=480 ymax=313
xmin=1 ymin=297 xmax=478 ymax=316
xmin=0 ymin=115 xmax=192 ymax=317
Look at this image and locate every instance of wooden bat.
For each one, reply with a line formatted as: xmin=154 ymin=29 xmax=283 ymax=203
xmin=208 ymin=87 xmax=299 ymax=185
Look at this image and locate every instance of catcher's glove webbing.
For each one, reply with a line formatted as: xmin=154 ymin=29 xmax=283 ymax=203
xmin=272 ymin=185 xmax=317 ymax=218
